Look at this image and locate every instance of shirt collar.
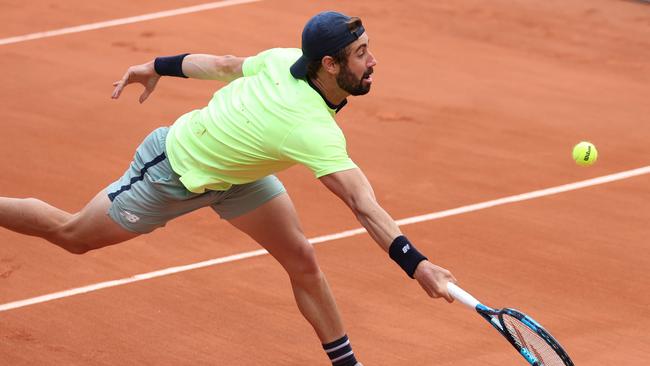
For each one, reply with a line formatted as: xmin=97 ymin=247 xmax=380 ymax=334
xmin=306 ymin=78 xmax=348 ymax=113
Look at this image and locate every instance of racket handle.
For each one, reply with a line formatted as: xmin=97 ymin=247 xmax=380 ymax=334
xmin=447 ymin=282 xmax=481 ymax=310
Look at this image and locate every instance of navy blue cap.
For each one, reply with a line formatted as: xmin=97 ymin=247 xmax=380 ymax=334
xmin=290 ymin=11 xmax=365 ymax=79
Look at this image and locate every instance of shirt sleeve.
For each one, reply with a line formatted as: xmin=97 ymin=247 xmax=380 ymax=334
xmin=281 ymin=124 xmax=357 ymax=178
xmin=242 ymin=48 xmax=277 ymax=77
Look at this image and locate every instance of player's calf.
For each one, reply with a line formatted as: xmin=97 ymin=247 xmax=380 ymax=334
xmin=0 ymin=193 xmax=139 ymax=254
xmin=0 ymin=197 xmax=70 ymax=239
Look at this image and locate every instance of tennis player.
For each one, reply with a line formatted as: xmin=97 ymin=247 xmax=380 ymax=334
xmin=0 ymin=11 xmax=456 ymax=365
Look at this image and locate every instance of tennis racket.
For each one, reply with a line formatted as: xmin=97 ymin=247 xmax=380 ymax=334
xmin=447 ymin=282 xmax=574 ymax=366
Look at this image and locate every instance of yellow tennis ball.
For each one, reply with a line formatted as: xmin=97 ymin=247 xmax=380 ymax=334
xmin=572 ymin=141 xmax=598 ymax=166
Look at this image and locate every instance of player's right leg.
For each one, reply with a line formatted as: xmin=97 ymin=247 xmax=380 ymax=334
xmin=0 ymin=189 xmax=139 ymax=254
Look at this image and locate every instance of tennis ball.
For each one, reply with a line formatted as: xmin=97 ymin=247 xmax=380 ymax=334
xmin=572 ymin=141 xmax=598 ymax=166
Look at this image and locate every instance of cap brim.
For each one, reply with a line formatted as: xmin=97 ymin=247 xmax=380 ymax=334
xmin=290 ymin=55 xmax=309 ymax=79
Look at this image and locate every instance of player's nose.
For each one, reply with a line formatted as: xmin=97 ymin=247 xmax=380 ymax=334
xmin=367 ymin=51 xmax=377 ymax=68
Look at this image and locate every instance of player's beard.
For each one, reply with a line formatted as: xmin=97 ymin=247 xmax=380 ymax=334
xmin=336 ymin=62 xmax=373 ymax=96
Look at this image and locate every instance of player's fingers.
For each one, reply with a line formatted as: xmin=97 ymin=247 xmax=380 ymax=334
xmin=434 ymin=280 xmax=453 ymax=303
xmin=118 ymin=70 xmax=132 ymax=89
xmin=111 ymin=86 xmax=121 ymax=99
xmin=422 ymin=280 xmax=440 ymax=299
xmin=439 ymin=285 xmax=453 ymax=303
xmin=120 ymin=70 xmax=131 ymax=84
xmin=139 ymin=78 xmax=159 ymax=103
xmin=444 ymin=289 xmax=455 ymax=303
xmin=112 ymin=82 xmax=125 ymax=99
xmin=139 ymin=89 xmax=151 ymax=103
xmin=112 ymin=71 xmax=131 ymax=99
xmin=139 ymin=83 xmax=152 ymax=102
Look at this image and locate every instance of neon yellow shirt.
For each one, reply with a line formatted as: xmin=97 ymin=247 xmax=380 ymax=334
xmin=165 ymin=48 xmax=357 ymax=193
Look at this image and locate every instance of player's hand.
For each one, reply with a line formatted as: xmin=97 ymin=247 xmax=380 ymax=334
xmin=413 ymin=260 xmax=457 ymax=303
xmin=111 ymin=60 xmax=160 ymax=103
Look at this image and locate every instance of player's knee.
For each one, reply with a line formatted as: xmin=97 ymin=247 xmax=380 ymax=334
xmin=52 ymin=235 xmax=91 ymax=254
xmin=63 ymin=242 xmax=91 ymax=255
xmin=286 ymin=244 xmax=321 ymax=282
xmin=48 ymin=224 xmax=92 ymax=255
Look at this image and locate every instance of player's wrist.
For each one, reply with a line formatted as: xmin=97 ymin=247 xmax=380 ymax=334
xmin=154 ymin=53 xmax=190 ymax=78
xmin=412 ymin=259 xmax=429 ymax=279
xmin=388 ymin=235 xmax=427 ymax=278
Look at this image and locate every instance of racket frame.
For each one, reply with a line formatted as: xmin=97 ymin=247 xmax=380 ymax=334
xmin=447 ymin=283 xmax=574 ymax=366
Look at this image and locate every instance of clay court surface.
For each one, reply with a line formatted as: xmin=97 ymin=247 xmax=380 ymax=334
xmin=1 ymin=0 xmax=649 ymax=364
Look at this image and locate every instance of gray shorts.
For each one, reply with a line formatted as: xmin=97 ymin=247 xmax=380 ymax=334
xmin=106 ymin=127 xmax=286 ymax=234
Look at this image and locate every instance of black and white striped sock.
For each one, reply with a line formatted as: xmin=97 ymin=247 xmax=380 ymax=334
xmin=322 ymin=335 xmax=358 ymax=366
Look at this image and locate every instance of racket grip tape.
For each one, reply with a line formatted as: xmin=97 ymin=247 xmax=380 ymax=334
xmin=447 ymin=283 xmax=481 ymax=310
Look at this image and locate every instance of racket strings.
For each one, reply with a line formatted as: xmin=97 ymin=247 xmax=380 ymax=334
xmin=502 ymin=314 xmax=565 ymax=366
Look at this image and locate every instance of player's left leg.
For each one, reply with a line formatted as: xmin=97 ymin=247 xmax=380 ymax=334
xmin=226 ymin=190 xmax=360 ymax=365
xmin=0 ymin=190 xmax=140 ymax=253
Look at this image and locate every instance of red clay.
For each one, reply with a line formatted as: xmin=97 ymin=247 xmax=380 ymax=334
xmin=1 ymin=0 xmax=649 ymax=365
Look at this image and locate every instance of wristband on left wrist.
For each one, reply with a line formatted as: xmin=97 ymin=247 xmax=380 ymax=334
xmin=154 ymin=53 xmax=190 ymax=78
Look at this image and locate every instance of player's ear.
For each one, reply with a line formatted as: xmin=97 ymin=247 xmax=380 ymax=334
xmin=321 ymin=56 xmax=339 ymax=75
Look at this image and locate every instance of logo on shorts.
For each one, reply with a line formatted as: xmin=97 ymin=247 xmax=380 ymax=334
xmin=402 ymin=244 xmax=410 ymax=254
xmin=119 ymin=210 xmax=140 ymax=223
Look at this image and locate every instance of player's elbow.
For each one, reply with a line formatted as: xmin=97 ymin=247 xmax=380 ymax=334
xmin=347 ymin=190 xmax=377 ymax=218
xmin=214 ymin=55 xmax=243 ymax=80
xmin=215 ymin=55 xmax=236 ymax=70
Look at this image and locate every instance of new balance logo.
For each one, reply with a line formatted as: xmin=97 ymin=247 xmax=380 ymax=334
xmin=119 ymin=210 xmax=140 ymax=223
xmin=402 ymin=244 xmax=410 ymax=253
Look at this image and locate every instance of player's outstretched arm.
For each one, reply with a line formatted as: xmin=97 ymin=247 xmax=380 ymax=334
xmin=181 ymin=54 xmax=246 ymax=81
xmin=320 ymin=168 xmax=457 ymax=302
xmin=111 ymin=54 xmax=245 ymax=103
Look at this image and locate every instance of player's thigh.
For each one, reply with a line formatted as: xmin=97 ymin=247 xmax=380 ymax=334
xmin=60 ymin=189 xmax=140 ymax=249
xmin=228 ymin=192 xmax=317 ymax=274
xmin=105 ymin=126 xmax=215 ymax=234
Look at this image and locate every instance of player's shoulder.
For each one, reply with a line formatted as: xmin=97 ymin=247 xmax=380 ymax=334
xmin=250 ymin=47 xmax=301 ymax=63
xmin=243 ymin=48 xmax=301 ymax=76
xmin=266 ymin=47 xmax=301 ymax=58
xmin=263 ymin=48 xmax=302 ymax=68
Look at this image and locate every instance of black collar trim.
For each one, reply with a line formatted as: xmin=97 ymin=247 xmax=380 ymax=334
xmin=306 ymin=78 xmax=348 ymax=113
